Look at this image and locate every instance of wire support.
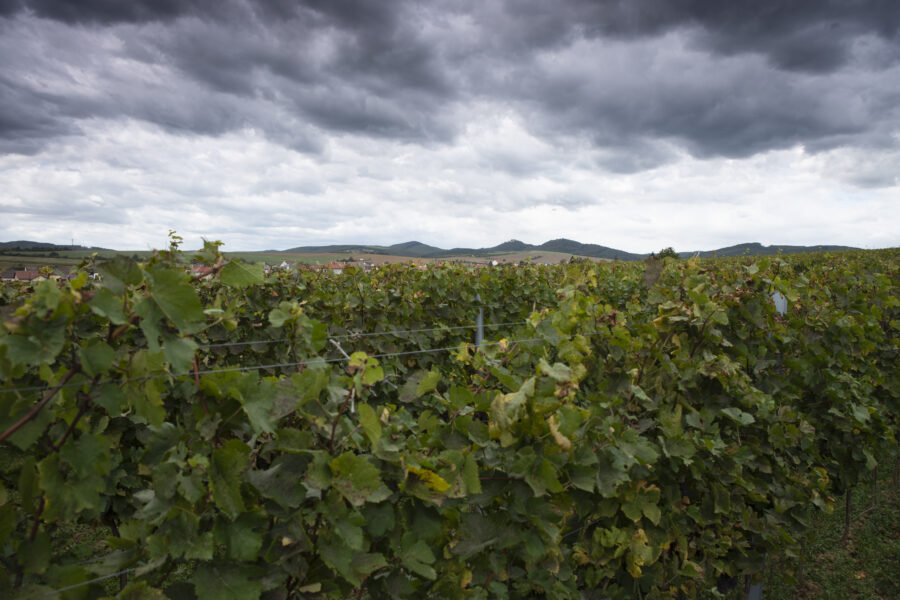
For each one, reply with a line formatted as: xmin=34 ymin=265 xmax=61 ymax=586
xmin=22 ymin=568 xmax=136 ymax=599
xmin=0 ymin=336 xmax=546 ymax=396
xmin=196 ymin=320 xmax=528 ymax=350
xmin=73 ymin=548 xmax=138 ymax=566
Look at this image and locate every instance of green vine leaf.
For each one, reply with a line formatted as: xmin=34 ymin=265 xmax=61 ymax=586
xmin=330 ymin=452 xmax=388 ymax=507
xmin=220 ymin=261 xmax=265 ymax=288
xmin=210 ymin=440 xmax=251 ymax=520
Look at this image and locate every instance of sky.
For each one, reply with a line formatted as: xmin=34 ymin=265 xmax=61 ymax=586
xmin=0 ymin=0 xmax=898 ymax=253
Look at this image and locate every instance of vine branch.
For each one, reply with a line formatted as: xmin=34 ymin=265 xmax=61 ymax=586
xmin=0 ymin=368 xmax=78 ymax=442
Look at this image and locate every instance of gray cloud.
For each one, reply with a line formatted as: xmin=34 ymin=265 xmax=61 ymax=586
xmin=0 ymin=0 xmax=458 ymax=155
xmin=516 ymin=36 xmax=898 ymax=165
xmin=3 ymin=0 xmax=211 ymax=24
xmin=1 ymin=0 xmax=897 ymax=168
xmin=486 ymin=0 xmax=900 ymax=72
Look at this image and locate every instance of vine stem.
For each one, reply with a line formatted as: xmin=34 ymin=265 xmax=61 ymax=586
xmin=155 ymin=560 xmax=177 ymax=588
xmin=13 ymin=494 xmax=46 ymax=588
xmin=689 ymin=311 xmax=717 ymax=359
xmin=193 ymin=356 xmax=209 ymax=414
xmin=109 ymin=314 xmax=140 ymax=342
xmin=29 ymin=496 xmax=45 ymax=541
xmin=329 ymin=338 xmax=352 ymax=360
xmin=472 ymin=343 xmax=519 ymax=395
xmin=329 ymin=387 xmax=355 ymax=453
xmin=0 ymin=368 xmax=77 ymax=442
xmin=629 ymin=332 xmax=671 ymax=397
xmin=104 ymin=515 xmax=129 ymax=591
xmin=52 ymin=390 xmax=94 ymax=450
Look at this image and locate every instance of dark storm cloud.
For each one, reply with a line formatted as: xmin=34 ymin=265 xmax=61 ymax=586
xmin=670 ymin=0 xmax=900 ymax=73
xmin=1 ymin=0 xmax=210 ymax=24
xmin=0 ymin=78 xmax=77 ymax=154
xmin=0 ymin=0 xmax=456 ymax=153
xmin=483 ymin=0 xmax=900 ymax=72
xmin=464 ymin=0 xmax=900 ymax=168
xmin=0 ymin=0 xmax=898 ymax=177
xmin=13 ymin=0 xmax=897 ymax=71
xmin=512 ymin=43 xmax=891 ymax=165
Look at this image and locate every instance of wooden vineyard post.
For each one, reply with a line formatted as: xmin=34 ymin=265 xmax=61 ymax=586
xmin=475 ymin=293 xmax=484 ymax=349
xmin=843 ymin=488 xmax=852 ymax=543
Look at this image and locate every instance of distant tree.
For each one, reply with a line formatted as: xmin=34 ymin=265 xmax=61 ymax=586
xmin=657 ymin=247 xmax=679 ymax=259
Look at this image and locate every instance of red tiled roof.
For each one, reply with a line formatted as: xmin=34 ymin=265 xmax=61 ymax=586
xmin=191 ymin=265 xmax=215 ymax=276
xmin=15 ymin=271 xmax=43 ymax=281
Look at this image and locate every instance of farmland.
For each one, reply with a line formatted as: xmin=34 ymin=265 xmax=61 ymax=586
xmin=0 ymin=247 xmax=598 ymax=273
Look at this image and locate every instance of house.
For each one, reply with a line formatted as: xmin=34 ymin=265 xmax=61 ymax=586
xmin=324 ymin=261 xmax=344 ymax=274
xmin=1 ymin=270 xmax=17 ymax=281
xmin=43 ymin=267 xmax=75 ymax=282
xmin=190 ymin=264 xmax=216 ymax=280
xmin=15 ymin=270 xmax=44 ymax=282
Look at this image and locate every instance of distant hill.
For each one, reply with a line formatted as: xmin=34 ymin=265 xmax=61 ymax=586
xmin=432 ymin=239 xmax=644 ymax=260
xmin=2 ymin=238 xmax=863 ymax=261
xmin=280 ymin=239 xmax=861 ymax=261
xmin=683 ymin=242 xmax=859 ymax=258
xmin=281 ymin=243 xmax=389 ymax=255
xmin=0 ymin=240 xmax=109 ymax=252
xmin=491 ymin=239 xmax=532 ymax=252
xmin=387 ymin=241 xmax=444 ymax=257
xmin=536 ymin=239 xmax=645 ymax=261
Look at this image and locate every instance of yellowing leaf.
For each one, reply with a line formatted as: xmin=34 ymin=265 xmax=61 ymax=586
xmin=408 ymin=466 xmax=451 ymax=492
xmin=548 ymin=415 xmax=572 ymax=451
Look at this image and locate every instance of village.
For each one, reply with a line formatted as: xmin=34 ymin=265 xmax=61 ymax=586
xmin=0 ymin=266 xmax=81 ymax=283
xmin=0 ymin=255 xmax=537 ymax=284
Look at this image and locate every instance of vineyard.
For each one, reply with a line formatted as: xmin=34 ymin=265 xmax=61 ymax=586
xmin=0 ymin=236 xmax=897 ymax=599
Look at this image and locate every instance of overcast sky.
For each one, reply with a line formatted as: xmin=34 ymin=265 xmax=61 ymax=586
xmin=1 ymin=0 xmax=898 ymax=253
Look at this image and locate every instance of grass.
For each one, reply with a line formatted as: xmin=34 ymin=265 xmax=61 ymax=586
xmin=0 ymin=255 xmax=84 ymax=271
xmin=763 ymin=471 xmax=900 ymax=600
xmin=700 ymin=468 xmax=900 ymax=600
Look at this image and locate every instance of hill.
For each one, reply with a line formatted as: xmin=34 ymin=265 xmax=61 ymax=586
xmin=684 ymin=242 xmax=859 ymax=258
xmin=1 ymin=238 xmax=863 ymax=262
xmin=0 ymin=240 xmax=109 ymax=252
xmin=275 ymin=239 xmax=863 ymax=260
xmin=279 ymin=239 xmax=858 ymax=260
xmin=536 ymin=239 xmax=645 ymax=261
